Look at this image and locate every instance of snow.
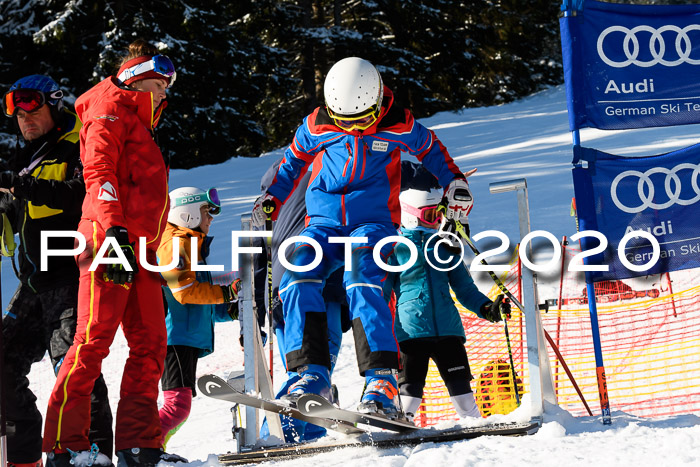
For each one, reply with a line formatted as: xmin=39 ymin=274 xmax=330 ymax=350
xmin=4 ymin=84 xmax=700 ymax=465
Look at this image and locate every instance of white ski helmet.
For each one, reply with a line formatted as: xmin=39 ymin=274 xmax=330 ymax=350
xmin=168 ymin=186 xmax=220 ymax=229
xmin=399 ymin=188 xmax=444 ymax=229
xmin=324 ymin=57 xmax=383 ymax=117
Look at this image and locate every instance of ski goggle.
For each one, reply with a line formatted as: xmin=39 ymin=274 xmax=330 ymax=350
xmin=328 ymin=105 xmax=380 ymax=131
xmin=173 ymin=188 xmax=221 ymax=215
xmin=117 ymin=55 xmax=177 ymax=88
xmin=2 ymin=88 xmax=62 ymax=117
xmin=400 ymin=202 xmax=441 ymax=226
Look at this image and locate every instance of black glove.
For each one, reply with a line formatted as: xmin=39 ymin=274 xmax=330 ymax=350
xmin=104 ymin=226 xmax=139 ymax=284
xmin=481 ymin=294 xmax=511 ymax=323
xmin=0 ymin=171 xmax=18 ymax=189
xmin=221 ymin=278 xmax=242 ymax=303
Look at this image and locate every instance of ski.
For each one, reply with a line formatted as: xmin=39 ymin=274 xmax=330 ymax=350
xmin=218 ymin=420 xmax=540 ymax=465
xmin=196 ymin=374 xmax=365 ymax=435
xmin=296 ymin=393 xmax=417 ymax=433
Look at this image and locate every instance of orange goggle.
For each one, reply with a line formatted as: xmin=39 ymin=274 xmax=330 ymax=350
xmin=328 ymin=105 xmax=380 ymax=131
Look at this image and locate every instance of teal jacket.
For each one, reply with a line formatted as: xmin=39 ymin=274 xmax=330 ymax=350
xmin=160 ymin=234 xmax=233 ymax=358
xmin=386 ymin=228 xmax=491 ymax=343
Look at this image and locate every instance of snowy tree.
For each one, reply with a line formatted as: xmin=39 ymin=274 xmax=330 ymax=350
xmin=0 ymin=0 xmax=565 ymax=166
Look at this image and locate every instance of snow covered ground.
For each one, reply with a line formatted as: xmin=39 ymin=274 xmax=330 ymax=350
xmin=6 ymin=84 xmax=700 ymax=465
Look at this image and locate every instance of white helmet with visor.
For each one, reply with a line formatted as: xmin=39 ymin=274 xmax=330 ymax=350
xmin=399 ymin=188 xmax=444 ymax=229
xmin=168 ymin=186 xmax=221 ymax=229
xmin=324 ymin=57 xmax=383 ymax=131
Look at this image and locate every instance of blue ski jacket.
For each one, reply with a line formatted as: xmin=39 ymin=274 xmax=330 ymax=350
xmin=266 ymin=87 xmax=464 ymax=227
xmin=386 ymin=228 xmax=491 ymax=343
xmin=158 ymin=225 xmax=232 ymax=357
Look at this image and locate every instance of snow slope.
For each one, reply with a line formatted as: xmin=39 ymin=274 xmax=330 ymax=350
xmin=6 ymin=84 xmax=700 ymax=466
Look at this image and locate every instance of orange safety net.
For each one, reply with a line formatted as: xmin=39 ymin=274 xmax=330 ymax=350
xmin=416 ymin=241 xmax=700 ymax=427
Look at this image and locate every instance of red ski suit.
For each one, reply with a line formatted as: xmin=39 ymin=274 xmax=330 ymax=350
xmin=43 ymin=77 xmax=170 ymax=454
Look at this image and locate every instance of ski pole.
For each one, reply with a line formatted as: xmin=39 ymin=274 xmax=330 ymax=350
xmin=448 ymin=220 xmax=524 ymax=405
xmin=451 ymin=220 xmax=594 ymax=413
xmin=263 ymin=209 xmax=275 ymax=384
xmin=543 ymin=330 xmax=593 ymax=416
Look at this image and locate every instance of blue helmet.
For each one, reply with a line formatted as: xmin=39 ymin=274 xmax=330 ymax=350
xmin=8 ymin=75 xmax=64 ymax=113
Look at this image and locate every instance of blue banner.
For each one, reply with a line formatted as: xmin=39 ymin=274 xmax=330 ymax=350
xmin=572 ymin=144 xmax=700 ymax=282
xmin=561 ymin=1 xmax=700 ymax=130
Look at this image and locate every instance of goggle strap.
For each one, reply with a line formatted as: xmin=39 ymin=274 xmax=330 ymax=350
xmin=117 ymin=55 xmax=176 ymax=87
xmin=118 ymin=60 xmax=156 ymax=83
xmin=173 ymin=189 xmax=220 ymax=209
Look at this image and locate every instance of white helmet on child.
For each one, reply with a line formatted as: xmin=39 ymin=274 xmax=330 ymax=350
xmin=324 ymin=57 xmax=383 ymax=117
xmin=399 ymin=188 xmax=443 ymax=229
xmin=168 ymin=186 xmax=221 ymax=229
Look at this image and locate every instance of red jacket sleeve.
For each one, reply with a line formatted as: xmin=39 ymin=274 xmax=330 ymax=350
xmin=81 ymin=117 xmax=128 ymax=231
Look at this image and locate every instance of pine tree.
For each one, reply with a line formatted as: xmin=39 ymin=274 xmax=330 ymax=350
xmin=0 ymin=0 xmax=565 ymax=166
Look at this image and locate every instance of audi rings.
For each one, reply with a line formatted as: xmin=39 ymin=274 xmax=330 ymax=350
xmin=610 ymin=163 xmax=700 ymax=213
xmin=597 ymin=24 xmax=700 ymax=68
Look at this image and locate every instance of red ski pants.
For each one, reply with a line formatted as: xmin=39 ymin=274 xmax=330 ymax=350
xmin=43 ymin=221 xmax=167 ymax=453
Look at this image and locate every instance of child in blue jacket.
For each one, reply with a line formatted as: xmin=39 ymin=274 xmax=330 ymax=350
xmin=386 ymin=187 xmax=510 ymax=421
xmin=157 ymin=187 xmax=241 ymax=447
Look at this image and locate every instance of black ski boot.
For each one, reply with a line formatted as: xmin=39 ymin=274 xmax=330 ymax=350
xmin=46 ymin=445 xmax=113 ymax=467
xmin=116 ymin=448 xmax=188 ymax=466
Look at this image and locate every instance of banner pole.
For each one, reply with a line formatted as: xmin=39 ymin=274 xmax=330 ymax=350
xmin=573 ymin=129 xmax=612 ymax=425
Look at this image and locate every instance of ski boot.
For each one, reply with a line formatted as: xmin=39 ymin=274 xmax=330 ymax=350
xmin=358 ymin=369 xmax=402 ymax=419
xmin=116 ymin=447 xmax=188 ymax=466
xmin=46 ymin=444 xmax=112 ymax=467
xmin=280 ymin=364 xmax=332 ymax=404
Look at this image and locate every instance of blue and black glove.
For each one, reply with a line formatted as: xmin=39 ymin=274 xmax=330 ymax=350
xmin=105 ymin=226 xmax=139 ymax=284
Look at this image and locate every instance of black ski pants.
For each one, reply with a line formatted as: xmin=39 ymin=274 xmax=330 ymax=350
xmin=1 ymin=283 xmax=113 ymax=463
xmin=398 ymin=336 xmax=473 ymax=398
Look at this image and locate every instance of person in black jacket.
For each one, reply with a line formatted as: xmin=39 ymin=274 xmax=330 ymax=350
xmin=0 ymin=75 xmax=113 ymax=467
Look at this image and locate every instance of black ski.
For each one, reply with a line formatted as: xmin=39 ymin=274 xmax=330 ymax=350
xmin=297 ymin=393 xmax=417 ymax=432
xmin=197 ymin=374 xmax=365 ymax=435
xmin=218 ymin=420 xmax=540 ymax=465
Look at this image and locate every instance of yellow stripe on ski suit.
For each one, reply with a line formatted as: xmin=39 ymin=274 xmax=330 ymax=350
xmin=55 ymin=221 xmax=99 ymax=448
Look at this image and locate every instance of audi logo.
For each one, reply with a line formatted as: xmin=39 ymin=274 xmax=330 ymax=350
xmin=597 ymin=25 xmax=700 ymax=68
xmin=610 ymin=163 xmax=700 ymax=213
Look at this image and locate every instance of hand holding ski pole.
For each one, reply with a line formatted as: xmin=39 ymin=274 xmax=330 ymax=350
xmin=222 ymin=278 xmax=242 ymax=303
xmin=482 ymin=294 xmax=511 ymax=322
xmin=251 ymin=193 xmax=281 ymax=229
xmin=450 ymin=219 xmax=521 ymax=406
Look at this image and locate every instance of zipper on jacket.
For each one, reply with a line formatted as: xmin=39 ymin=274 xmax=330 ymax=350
xmin=341 ymin=186 xmax=347 ymax=226
xmin=423 ymin=234 xmax=440 ymax=335
xmin=341 ymin=141 xmax=355 ymax=226
xmin=360 ymin=140 xmax=369 ymax=180
xmin=21 ymin=206 xmax=38 ymax=293
xmin=348 ymin=137 xmax=359 ymax=184
xmin=342 ymin=143 xmax=353 ymax=177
